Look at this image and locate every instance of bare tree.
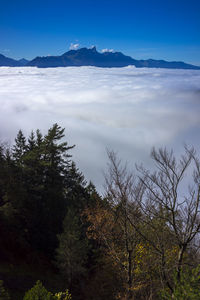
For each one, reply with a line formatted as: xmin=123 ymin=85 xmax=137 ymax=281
xmin=105 ymin=151 xmax=175 ymax=298
xmin=136 ymin=146 xmax=200 ymax=294
xmin=104 ymin=147 xmax=200 ymax=298
xmin=104 ymin=150 xmax=141 ymax=300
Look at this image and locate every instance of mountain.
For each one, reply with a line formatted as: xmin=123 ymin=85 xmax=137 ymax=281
xmin=0 ymin=48 xmax=200 ymax=69
xmin=27 ymin=47 xmax=136 ymax=68
xmin=26 ymin=47 xmax=200 ymax=69
xmin=135 ymin=59 xmax=200 ymax=69
xmin=18 ymin=58 xmax=29 ymax=66
xmin=0 ymin=54 xmax=29 ymax=66
xmin=0 ymin=54 xmax=22 ymax=66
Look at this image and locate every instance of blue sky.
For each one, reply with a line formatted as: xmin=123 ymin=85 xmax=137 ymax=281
xmin=1 ymin=0 xmax=200 ymax=65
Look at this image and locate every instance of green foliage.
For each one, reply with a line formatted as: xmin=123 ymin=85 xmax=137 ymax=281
xmin=0 ymin=280 xmax=10 ymax=300
xmin=4 ymin=125 xmax=200 ymax=300
xmin=55 ymin=290 xmax=72 ymax=300
xmin=161 ymin=265 xmax=200 ymax=299
xmin=8 ymin=124 xmax=76 ymax=256
xmin=23 ymin=281 xmax=72 ymax=300
xmin=23 ymin=280 xmax=55 ymax=300
xmin=12 ymin=129 xmax=27 ymax=163
xmin=55 ymin=208 xmax=88 ymax=284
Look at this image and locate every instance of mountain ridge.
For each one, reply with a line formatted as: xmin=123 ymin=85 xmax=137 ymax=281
xmin=0 ymin=54 xmax=29 ymax=67
xmin=0 ymin=47 xmax=200 ymax=70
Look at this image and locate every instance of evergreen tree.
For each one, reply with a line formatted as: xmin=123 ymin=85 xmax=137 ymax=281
xmin=38 ymin=124 xmax=75 ymax=254
xmin=56 ymin=208 xmax=88 ymax=288
xmin=4 ymin=124 xmax=76 ymax=256
xmin=27 ymin=130 xmax=36 ymax=151
xmin=12 ymin=129 xmax=27 ymax=163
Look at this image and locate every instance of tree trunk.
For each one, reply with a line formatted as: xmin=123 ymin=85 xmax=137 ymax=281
xmin=127 ymin=249 xmax=134 ymax=300
xmin=177 ymin=244 xmax=186 ymax=282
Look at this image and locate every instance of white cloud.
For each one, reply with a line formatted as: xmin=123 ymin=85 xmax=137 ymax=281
xmin=69 ymin=43 xmax=80 ymax=50
xmin=101 ymin=48 xmax=115 ymax=53
xmin=0 ymin=66 xmax=200 ymax=192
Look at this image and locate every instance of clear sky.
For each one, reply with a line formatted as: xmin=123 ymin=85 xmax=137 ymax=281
xmin=1 ymin=0 xmax=200 ymax=65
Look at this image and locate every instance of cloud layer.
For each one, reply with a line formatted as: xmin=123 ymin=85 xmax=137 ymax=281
xmin=0 ymin=66 xmax=200 ymax=191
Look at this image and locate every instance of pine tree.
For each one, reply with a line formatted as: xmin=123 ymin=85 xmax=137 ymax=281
xmin=56 ymin=208 xmax=88 ymax=287
xmin=12 ymin=129 xmax=27 ymax=163
xmin=27 ymin=131 xmax=36 ymax=151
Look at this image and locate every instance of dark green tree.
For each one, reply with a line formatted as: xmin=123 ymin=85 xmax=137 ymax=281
xmin=56 ymin=208 xmax=88 ymax=288
xmin=7 ymin=124 xmax=76 ymax=256
xmin=12 ymin=129 xmax=27 ymax=163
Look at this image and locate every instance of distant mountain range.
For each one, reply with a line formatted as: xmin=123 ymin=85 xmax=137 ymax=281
xmin=0 ymin=54 xmax=29 ymax=67
xmin=1 ymin=47 xmax=200 ymax=70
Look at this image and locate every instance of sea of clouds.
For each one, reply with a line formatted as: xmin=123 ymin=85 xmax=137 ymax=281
xmin=0 ymin=66 xmax=200 ymax=192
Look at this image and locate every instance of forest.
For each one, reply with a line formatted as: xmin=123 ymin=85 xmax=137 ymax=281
xmin=0 ymin=123 xmax=200 ymax=300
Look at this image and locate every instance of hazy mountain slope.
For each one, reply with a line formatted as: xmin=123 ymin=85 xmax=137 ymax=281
xmin=0 ymin=54 xmax=22 ymax=66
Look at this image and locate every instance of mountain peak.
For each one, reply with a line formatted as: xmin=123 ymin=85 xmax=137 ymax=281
xmin=0 ymin=53 xmax=26 ymax=66
xmin=91 ymin=46 xmax=97 ymax=52
xmin=18 ymin=58 xmax=29 ymax=66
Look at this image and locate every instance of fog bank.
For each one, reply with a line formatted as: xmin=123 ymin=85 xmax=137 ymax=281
xmin=0 ymin=66 xmax=200 ymax=191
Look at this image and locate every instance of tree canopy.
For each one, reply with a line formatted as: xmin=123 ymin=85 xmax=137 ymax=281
xmin=1 ymin=125 xmax=200 ymax=300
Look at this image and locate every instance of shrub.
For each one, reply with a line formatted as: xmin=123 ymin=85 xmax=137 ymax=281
xmin=161 ymin=265 xmax=200 ymax=299
xmin=55 ymin=290 xmax=72 ymax=300
xmin=0 ymin=280 xmax=10 ymax=300
xmin=23 ymin=280 xmax=55 ymax=300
